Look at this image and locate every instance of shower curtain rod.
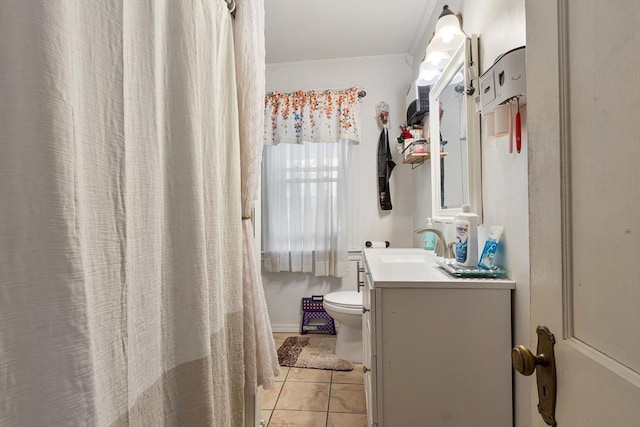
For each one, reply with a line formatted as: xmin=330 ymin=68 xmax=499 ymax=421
xmin=265 ymin=88 xmax=367 ymax=99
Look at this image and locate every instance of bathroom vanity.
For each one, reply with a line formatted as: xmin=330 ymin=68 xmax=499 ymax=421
xmin=362 ymin=248 xmax=515 ymax=427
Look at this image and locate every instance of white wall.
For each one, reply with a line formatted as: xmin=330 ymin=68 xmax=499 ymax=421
xmin=460 ymin=3 xmax=530 ymax=427
xmin=262 ymin=253 xmax=362 ymax=332
xmin=412 ymin=133 xmax=435 ymax=247
xmin=412 ymin=1 xmax=531 ymax=426
xmin=264 ymin=55 xmax=414 ymax=331
xmin=411 ymin=0 xmax=462 ymax=247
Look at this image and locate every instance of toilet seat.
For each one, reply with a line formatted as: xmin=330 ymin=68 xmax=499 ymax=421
xmin=323 ymin=291 xmax=362 ymax=309
xmin=322 ymin=290 xmax=363 ymax=363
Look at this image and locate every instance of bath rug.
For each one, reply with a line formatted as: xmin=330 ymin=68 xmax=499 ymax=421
xmin=277 ymin=336 xmax=354 ymax=371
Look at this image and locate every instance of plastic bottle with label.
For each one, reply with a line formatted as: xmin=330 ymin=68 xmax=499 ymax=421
xmin=423 ymin=218 xmax=437 ymax=251
xmin=455 ymin=205 xmax=479 ymax=267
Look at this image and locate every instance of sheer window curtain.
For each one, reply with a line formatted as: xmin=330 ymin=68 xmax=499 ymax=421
xmin=262 ymin=88 xmax=360 ymax=278
xmin=262 ymin=141 xmax=351 ymax=277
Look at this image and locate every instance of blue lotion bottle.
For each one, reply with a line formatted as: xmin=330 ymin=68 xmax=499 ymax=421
xmin=423 ymin=218 xmax=437 ymax=251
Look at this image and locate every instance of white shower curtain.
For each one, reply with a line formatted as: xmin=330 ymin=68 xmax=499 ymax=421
xmin=0 ymin=1 xmax=258 ymax=425
xmin=233 ymin=0 xmax=280 ymax=392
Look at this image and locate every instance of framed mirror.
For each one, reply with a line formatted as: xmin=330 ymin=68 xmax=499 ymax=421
xmin=429 ymin=35 xmax=481 ymax=222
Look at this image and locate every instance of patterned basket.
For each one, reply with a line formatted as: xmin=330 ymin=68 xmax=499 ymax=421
xmin=300 ymin=295 xmax=336 ymax=335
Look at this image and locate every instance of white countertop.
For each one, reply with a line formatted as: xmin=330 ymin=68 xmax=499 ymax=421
xmin=363 ymin=248 xmax=515 ymax=289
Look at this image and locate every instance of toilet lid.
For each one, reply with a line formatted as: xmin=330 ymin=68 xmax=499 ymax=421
xmin=324 ymin=291 xmax=362 ymax=308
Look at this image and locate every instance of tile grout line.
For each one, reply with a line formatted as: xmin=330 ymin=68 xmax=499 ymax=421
xmin=325 ymin=370 xmax=334 ymax=427
xmin=272 ymin=334 xmax=367 ymax=426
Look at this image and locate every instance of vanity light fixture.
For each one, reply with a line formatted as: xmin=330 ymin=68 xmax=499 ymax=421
xmin=429 ymin=5 xmax=466 ymax=53
xmin=425 ymin=45 xmax=451 ymax=66
xmin=417 ymin=46 xmax=446 ymax=85
xmin=417 ymin=5 xmax=466 ymax=85
xmin=416 ymin=67 xmax=441 ymax=85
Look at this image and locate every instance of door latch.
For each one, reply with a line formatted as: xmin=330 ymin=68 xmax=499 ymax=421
xmin=512 ymin=325 xmax=557 ymax=426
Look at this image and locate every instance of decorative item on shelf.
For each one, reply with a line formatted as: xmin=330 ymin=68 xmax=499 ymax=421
xmin=413 ymin=143 xmax=426 ymax=154
xmin=395 ymin=122 xmax=428 ymax=168
xmin=396 ymin=126 xmax=422 ymax=153
xmin=409 ymin=128 xmax=423 ymax=139
xmin=402 ymin=140 xmax=430 ymax=169
xmin=396 ymin=126 xmax=414 ymax=144
xmin=412 ymin=138 xmax=430 ymax=154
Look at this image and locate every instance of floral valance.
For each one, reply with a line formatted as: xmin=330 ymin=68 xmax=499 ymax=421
xmin=264 ymin=87 xmax=361 ymax=145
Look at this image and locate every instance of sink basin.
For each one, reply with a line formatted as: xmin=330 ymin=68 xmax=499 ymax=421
xmin=378 ymin=252 xmax=427 ymax=264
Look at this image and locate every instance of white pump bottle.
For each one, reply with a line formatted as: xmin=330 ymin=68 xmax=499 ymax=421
xmin=455 ymin=205 xmax=479 ymax=267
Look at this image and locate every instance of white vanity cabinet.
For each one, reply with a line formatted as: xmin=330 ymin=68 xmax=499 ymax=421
xmin=362 ymin=249 xmax=515 ymax=427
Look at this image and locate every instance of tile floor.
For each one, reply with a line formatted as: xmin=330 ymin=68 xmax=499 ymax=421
xmin=260 ymin=333 xmax=367 ymax=427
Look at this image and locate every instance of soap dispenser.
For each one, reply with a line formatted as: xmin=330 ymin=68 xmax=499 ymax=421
xmin=423 ymin=218 xmax=437 ymax=251
xmin=455 ymin=205 xmax=479 ymax=267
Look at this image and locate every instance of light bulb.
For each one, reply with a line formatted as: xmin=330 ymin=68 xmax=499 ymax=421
xmin=430 ymin=12 xmax=466 ymax=52
xmin=418 ymin=63 xmax=441 ymax=85
xmin=425 ymin=49 xmax=451 ymax=67
xmin=441 ymin=29 xmax=455 ymax=44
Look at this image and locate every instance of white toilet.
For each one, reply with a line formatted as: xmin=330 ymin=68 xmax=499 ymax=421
xmin=323 ymin=291 xmax=363 ymax=363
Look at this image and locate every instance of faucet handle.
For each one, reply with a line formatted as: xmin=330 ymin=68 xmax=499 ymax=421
xmin=446 ymin=242 xmax=456 ymax=259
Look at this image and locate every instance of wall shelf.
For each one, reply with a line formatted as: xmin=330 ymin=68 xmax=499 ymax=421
xmin=403 ymin=151 xmax=448 ymax=168
xmin=403 ymin=152 xmax=429 ymax=164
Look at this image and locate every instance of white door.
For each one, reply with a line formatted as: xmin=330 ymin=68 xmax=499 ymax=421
xmin=525 ymin=1 xmax=640 ymax=426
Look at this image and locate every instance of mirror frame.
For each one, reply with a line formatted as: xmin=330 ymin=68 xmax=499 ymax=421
xmin=429 ymin=35 xmax=482 ymax=223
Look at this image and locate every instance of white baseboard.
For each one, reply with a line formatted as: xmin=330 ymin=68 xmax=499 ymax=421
xmin=270 ymin=324 xmax=301 ymax=333
xmin=270 ymin=323 xmax=341 ymax=333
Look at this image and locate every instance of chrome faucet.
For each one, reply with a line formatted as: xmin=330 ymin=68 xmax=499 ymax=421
xmin=414 ymin=227 xmax=455 ymax=258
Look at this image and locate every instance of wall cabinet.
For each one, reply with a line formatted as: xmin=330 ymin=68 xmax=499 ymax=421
xmin=362 ymin=249 xmax=515 ymax=427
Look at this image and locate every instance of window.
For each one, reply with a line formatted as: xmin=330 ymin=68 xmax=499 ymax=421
xmin=261 ymin=141 xmax=350 ymax=277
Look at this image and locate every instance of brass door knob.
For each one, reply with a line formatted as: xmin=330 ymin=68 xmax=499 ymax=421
xmin=512 ymin=327 xmax=557 ymax=426
xmin=511 ymin=344 xmax=549 ymax=376
xmin=362 ymin=366 xmax=370 ymax=374
xmin=362 ymin=306 xmax=370 ymax=313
